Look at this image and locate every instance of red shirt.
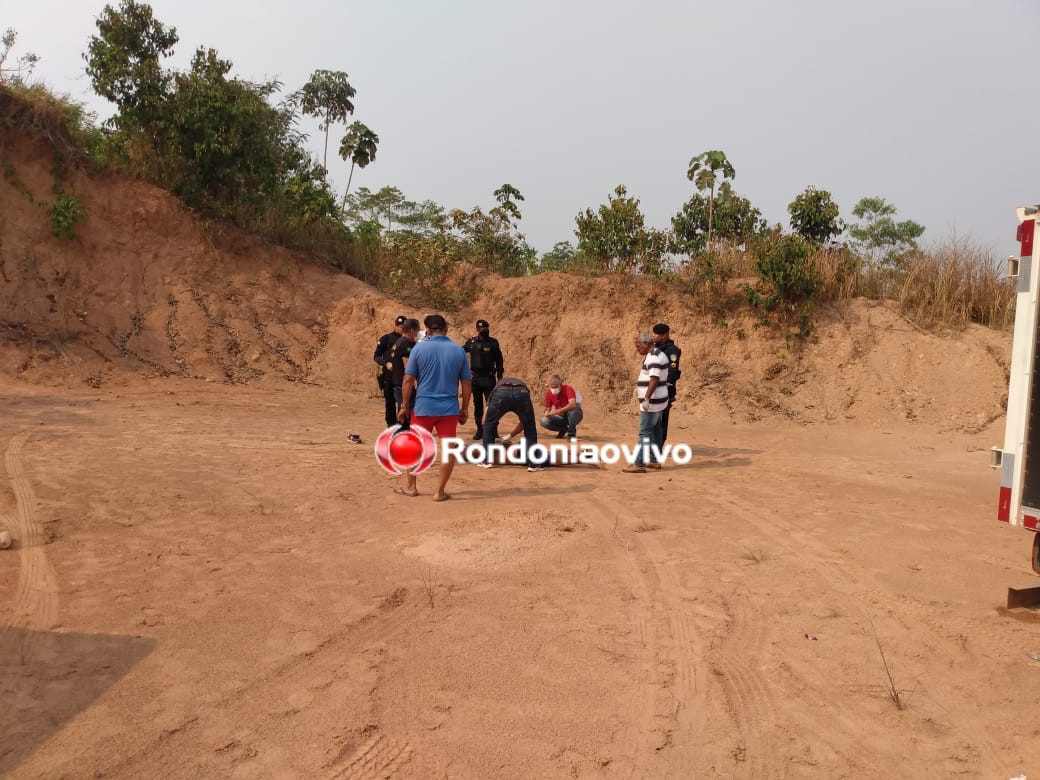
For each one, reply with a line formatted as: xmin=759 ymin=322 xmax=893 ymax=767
xmin=545 ymin=384 xmax=578 ymax=414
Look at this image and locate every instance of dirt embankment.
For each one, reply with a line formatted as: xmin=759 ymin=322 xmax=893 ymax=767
xmin=0 ymin=129 xmax=1011 ymax=433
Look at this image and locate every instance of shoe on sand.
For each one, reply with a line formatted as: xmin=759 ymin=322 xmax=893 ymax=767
xmin=646 ymin=462 xmax=662 ymax=470
xmin=622 ymin=465 xmax=646 ymax=473
xmin=528 ymin=465 xmax=545 ymax=472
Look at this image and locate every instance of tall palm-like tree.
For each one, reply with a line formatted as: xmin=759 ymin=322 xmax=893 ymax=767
xmin=687 ymin=150 xmax=735 ymax=249
xmin=300 ymin=69 xmax=356 ymax=171
xmin=492 ymin=183 xmax=525 ymax=223
xmin=339 ymin=121 xmax=379 ymax=197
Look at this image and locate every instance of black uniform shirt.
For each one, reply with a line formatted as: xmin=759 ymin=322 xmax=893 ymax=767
xmin=374 ymin=331 xmax=399 ymax=375
xmin=658 ymin=338 xmax=682 ymax=396
xmin=463 ymin=335 xmax=504 ymax=378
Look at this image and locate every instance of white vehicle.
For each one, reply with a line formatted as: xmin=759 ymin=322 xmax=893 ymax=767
xmin=992 ymin=205 xmax=1040 ymax=575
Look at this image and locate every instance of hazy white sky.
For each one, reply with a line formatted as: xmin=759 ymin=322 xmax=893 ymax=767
xmin=7 ymin=0 xmax=1040 ymax=256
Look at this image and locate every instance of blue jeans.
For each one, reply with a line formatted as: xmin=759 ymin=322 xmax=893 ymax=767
xmin=635 ymin=410 xmax=663 ymax=467
xmin=393 ymin=386 xmax=414 ymax=415
xmin=540 ymin=408 xmax=583 ymax=437
xmin=483 ymin=387 xmax=539 ymax=466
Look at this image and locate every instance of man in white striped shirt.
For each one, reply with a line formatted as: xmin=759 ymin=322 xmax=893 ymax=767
xmin=623 ymin=333 xmax=670 ymax=472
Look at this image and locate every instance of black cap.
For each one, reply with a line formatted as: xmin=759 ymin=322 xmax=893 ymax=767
xmin=476 ymin=319 xmax=489 ymax=329
xmin=652 ymin=323 xmax=670 ymax=335
xmin=424 ymin=314 xmax=448 ymax=330
xmin=395 ymin=315 xmax=407 ymax=325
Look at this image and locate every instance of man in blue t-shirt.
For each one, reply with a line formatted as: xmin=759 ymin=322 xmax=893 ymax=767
xmin=398 ymin=314 xmax=472 ymax=501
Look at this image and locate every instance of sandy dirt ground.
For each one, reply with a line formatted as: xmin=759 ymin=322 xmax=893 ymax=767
xmin=2 ymin=377 xmax=1039 ymax=779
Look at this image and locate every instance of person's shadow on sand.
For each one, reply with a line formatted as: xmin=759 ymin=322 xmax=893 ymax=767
xmin=0 ymin=628 xmax=155 ymax=774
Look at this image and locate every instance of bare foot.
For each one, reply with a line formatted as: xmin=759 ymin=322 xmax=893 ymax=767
xmin=432 ymin=493 xmax=452 ymax=502
xmin=394 ymin=486 xmax=419 ymax=497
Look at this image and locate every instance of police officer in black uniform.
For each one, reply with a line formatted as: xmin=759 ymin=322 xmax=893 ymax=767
xmin=463 ymin=318 xmax=504 ymax=440
xmin=374 ymin=315 xmax=406 ymax=427
xmin=652 ymin=323 xmax=681 ymax=445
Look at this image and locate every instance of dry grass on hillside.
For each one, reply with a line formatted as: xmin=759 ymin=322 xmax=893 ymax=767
xmin=673 ymin=238 xmax=1016 ymax=333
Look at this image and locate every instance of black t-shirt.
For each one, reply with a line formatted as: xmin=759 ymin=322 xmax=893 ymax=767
xmin=390 ymin=336 xmax=415 ymax=387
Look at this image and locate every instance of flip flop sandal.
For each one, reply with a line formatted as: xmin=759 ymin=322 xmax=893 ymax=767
xmin=347 ymin=432 xmax=362 ymax=444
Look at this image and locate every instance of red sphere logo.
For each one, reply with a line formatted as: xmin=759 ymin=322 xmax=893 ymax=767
xmin=374 ymin=424 xmax=437 ymax=475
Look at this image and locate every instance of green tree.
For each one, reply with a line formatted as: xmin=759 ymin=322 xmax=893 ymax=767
xmin=338 ymin=121 xmax=379 ymax=197
xmin=448 ymin=205 xmax=534 ymax=276
xmin=83 ymin=0 xmax=178 ymax=136
xmin=687 ymin=150 xmax=736 ymax=249
xmin=78 ymin=2 xmax=347 ymax=256
xmin=396 ymin=199 xmax=448 ymax=239
xmin=0 ymin=28 xmax=40 ymax=84
xmin=788 ymin=186 xmax=843 ymax=245
xmin=575 ymin=184 xmax=665 ymax=274
xmin=162 ymin=46 xmax=334 ymax=219
xmin=847 ymin=196 xmax=925 ymax=265
xmin=754 ymin=234 xmax=817 ymax=304
xmin=671 ymin=182 xmax=767 ymax=254
xmin=744 ymin=233 xmax=820 ymax=340
xmin=344 ymin=188 xmax=448 ymax=242
xmin=492 ymin=183 xmax=524 ymax=222
xmin=299 ymin=69 xmax=355 ymax=171
xmin=342 ymin=185 xmax=409 ymax=231
xmin=538 ymin=241 xmax=576 ymax=272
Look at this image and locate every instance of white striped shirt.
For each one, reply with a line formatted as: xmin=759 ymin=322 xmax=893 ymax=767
xmin=636 ymin=348 xmax=670 ymax=412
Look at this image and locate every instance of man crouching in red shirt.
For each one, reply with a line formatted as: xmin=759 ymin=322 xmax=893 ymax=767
xmin=540 ymin=374 xmax=583 ymax=440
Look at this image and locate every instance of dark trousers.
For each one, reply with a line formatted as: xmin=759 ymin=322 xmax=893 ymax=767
xmin=656 ymin=391 xmax=675 ymax=444
xmin=482 ymin=388 xmax=538 ymax=465
xmin=472 ymin=375 xmax=496 ymax=431
xmin=382 ymin=374 xmax=396 ymax=427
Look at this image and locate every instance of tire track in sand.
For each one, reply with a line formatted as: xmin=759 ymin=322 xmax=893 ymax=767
xmin=585 ymin=494 xmax=705 ymax=776
xmin=328 ymin=732 xmax=413 ymax=779
xmin=0 ymin=431 xmax=59 ymax=662
xmin=580 ymin=495 xmax=659 ymax=774
xmin=103 ymin=590 xmax=425 ymax=776
xmin=709 ymin=593 xmax=777 ymax=777
xmin=709 ymin=487 xmax=1012 ymax=776
xmin=636 ymin=529 xmax=713 ymax=775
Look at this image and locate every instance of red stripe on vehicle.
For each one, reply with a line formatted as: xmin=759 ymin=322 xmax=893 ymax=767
xmin=1025 ymin=515 xmax=1039 ymax=530
xmin=998 ymin=486 xmax=1012 ymax=522
xmin=1019 ymin=218 xmax=1035 ymax=257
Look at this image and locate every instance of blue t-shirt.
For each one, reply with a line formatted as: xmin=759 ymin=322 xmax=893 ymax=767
xmin=404 ymin=335 xmax=472 ymax=416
